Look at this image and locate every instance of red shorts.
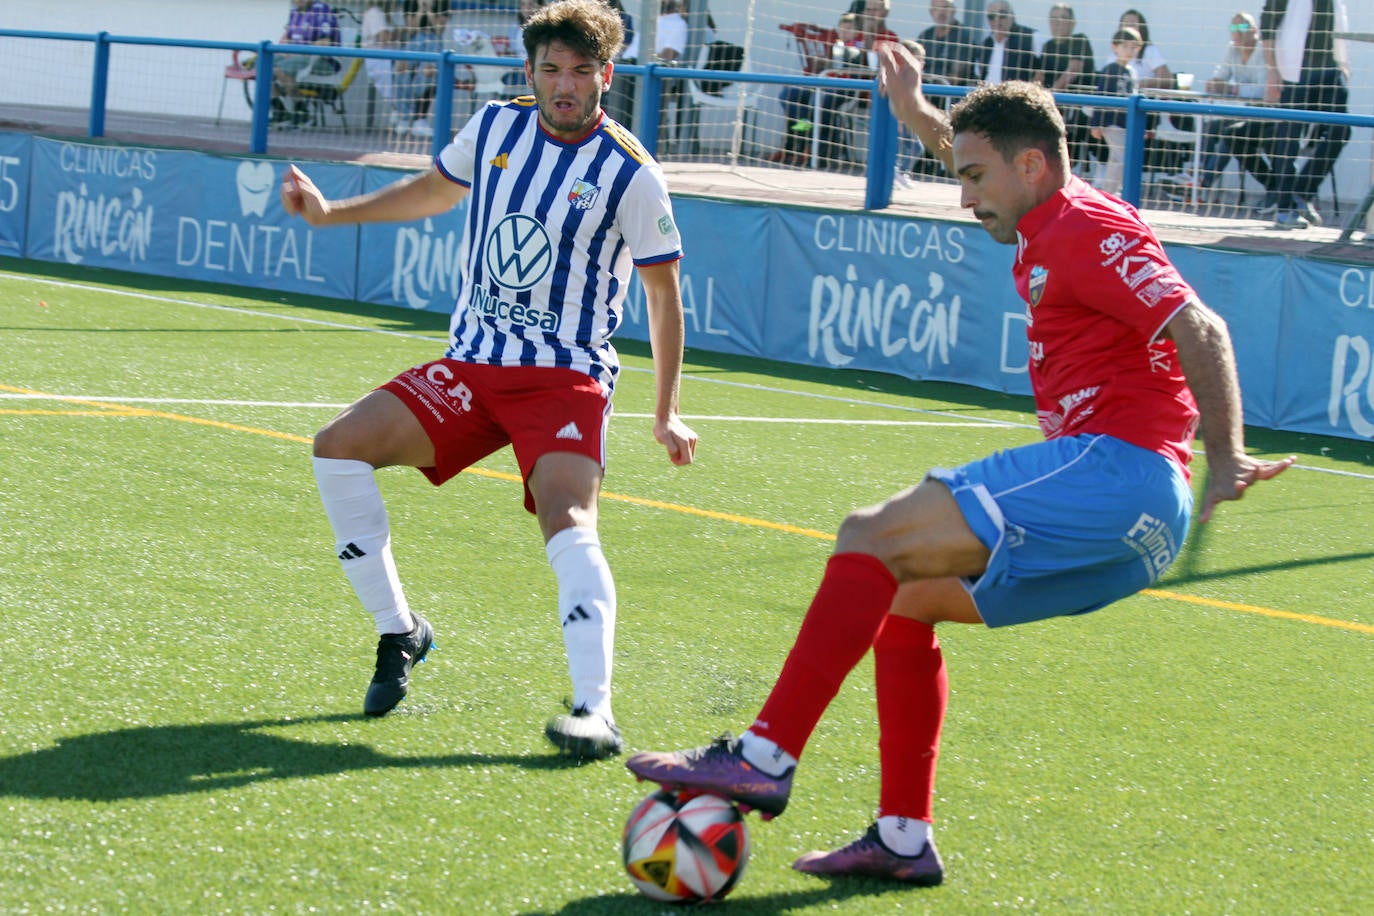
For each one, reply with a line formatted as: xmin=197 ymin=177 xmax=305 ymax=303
xmin=382 ymin=360 xmax=611 ymax=513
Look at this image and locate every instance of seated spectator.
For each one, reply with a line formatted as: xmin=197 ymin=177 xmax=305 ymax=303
xmin=501 ymin=0 xmax=546 ymax=89
xmin=1258 ymin=0 xmax=1351 ymax=229
xmin=1039 ymin=4 xmax=1094 ymax=93
xmin=273 ymin=0 xmax=343 ymax=127
xmin=1089 ymin=26 xmax=1141 ymax=197
xmin=1118 ymin=9 xmax=1173 ymax=90
xmin=1177 ymin=12 xmax=1272 ymax=198
xmin=917 ymin=0 xmax=979 ymax=87
xmin=978 ymin=2 xmax=1039 ymax=85
xmin=1118 ymin=9 xmax=1186 ymax=176
xmin=818 ymin=12 xmax=871 ymax=169
xmin=392 ymin=0 xmax=445 ymax=138
xmin=1038 ymin=4 xmax=1098 ymax=174
xmin=852 ymin=0 xmax=898 ymax=64
xmin=361 ymin=1 xmax=403 ymax=129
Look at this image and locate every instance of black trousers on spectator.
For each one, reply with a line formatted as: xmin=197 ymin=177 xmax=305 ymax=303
xmin=1270 ymin=67 xmax=1350 ymax=209
xmin=1200 ymin=118 xmax=1274 ymax=190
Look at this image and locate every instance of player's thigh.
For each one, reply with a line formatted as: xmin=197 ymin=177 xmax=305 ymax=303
xmin=529 ymin=452 xmax=604 ymax=540
xmin=838 ymin=478 xmax=991 ymax=581
xmin=313 ymin=388 xmax=435 ymax=468
xmin=889 ymin=576 xmax=985 ymax=625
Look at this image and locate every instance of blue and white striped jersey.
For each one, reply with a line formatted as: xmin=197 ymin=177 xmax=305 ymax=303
xmin=434 ymin=99 xmax=683 ymax=393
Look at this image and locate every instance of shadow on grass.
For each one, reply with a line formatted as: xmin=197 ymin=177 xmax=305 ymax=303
xmin=0 ymin=712 xmax=586 ymax=801
xmin=541 ymin=881 xmax=931 ymax=915
xmin=1161 ymin=548 xmax=1374 ymax=587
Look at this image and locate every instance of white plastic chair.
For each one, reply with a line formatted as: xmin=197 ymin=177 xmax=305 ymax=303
xmin=684 ymin=43 xmax=762 ymax=163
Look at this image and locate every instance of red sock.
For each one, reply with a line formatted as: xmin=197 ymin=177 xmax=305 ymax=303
xmin=750 ymin=553 xmax=897 ymax=758
xmin=874 ymin=615 xmax=947 ymax=823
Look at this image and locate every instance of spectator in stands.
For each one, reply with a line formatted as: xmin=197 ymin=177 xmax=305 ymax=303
xmin=817 ymin=12 xmax=871 ymax=169
xmin=603 ymin=0 xmax=638 ymax=126
xmin=655 ymin=0 xmax=688 ymax=64
xmin=852 ymin=0 xmax=899 ymax=59
xmin=1038 ymin=4 xmax=1098 ymax=175
xmin=977 ymin=3 xmax=1039 ymax=85
xmin=273 ymin=0 xmax=343 ymax=126
xmin=1259 ymin=0 xmax=1351 ymax=229
xmin=1039 ymin=5 xmax=1094 ymax=93
xmin=392 ymin=0 xmax=445 ymax=138
xmin=656 ymin=0 xmax=690 ymax=150
xmin=1117 ymin=9 xmax=1174 ymax=90
xmin=362 ymin=2 xmax=403 ymax=129
xmin=501 ymin=0 xmax=547 ymax=89
xmin=1090 ymin=26 xmax=1141 ymax=197
xmin=917 ymin=0 xmax=979 ymax=87
xmin=1182 ymin=12 xmax=1272 ymax=199
xmin=1118 ymin=9 xmax=1189 ymax=177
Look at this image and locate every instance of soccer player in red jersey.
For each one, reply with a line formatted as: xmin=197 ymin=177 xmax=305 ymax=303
xmin=626 ymin=44 xmax=1294 ymax=885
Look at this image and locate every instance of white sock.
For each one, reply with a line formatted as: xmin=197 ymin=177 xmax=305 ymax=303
xmin=877 ymin=815 xmax=931 ymax=857
xmin=545 ymin=526 xmax=615 ymax=723
xmin=313 ymin=456 xmax=415 ymax=636
xmin=739 ymin=730 xmax=798 ymax=778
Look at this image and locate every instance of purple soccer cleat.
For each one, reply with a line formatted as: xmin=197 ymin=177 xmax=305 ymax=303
xmin=792 ymin=824 xmax=945 ymax=886
xmin=624 ymin=732 xmax=793 ymax=819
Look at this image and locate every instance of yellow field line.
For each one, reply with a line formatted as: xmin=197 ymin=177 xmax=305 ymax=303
xmin=1138 ymin=588 xmax=1374 ymax=634
xmin=7 ymin=384 xmax=1369 ymax=636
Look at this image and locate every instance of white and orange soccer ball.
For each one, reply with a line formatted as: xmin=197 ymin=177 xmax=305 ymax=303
xmin=622 ymin=789 xmax=751 ymax=903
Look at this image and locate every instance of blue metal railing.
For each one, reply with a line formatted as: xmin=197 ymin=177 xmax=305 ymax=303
xmin=2 ymin=27 xmax=1372 ymax=214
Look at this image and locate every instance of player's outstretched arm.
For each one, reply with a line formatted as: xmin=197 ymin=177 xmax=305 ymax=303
xmin=876 ymin=41 xmax=955 ymax=175
xmin=1166 ymin=300 xmax=1294 ymax=522
xmin=637 ymin=259 xmax=697 ymax=466
xmin=279 ymin=164 xmax=468 ymax=228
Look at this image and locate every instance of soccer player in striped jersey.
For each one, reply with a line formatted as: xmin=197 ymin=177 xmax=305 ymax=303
xmin=281 ymin=0 xmax=696 ymax=759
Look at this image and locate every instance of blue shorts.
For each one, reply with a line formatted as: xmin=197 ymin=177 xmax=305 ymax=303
xmin=928 ymin=434 xmax=1193 ymax=628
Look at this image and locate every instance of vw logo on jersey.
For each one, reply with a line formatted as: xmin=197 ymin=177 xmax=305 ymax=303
xmin=485 ymin=213 xmax=554 ymax=290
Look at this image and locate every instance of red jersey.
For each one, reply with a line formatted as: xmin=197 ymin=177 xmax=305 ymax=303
xmin=1013 ymin=177 xmax=1199 ymax=471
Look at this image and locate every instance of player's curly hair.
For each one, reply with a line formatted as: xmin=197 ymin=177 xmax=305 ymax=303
xmin=522 ymin=0 xmax=625 ymax=65
xmin=949 ymin=81 xmax=1067 ymax=166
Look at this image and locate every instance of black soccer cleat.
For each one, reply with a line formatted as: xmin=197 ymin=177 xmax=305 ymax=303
xmin=363 ymin=614 xmax=434 ymax=717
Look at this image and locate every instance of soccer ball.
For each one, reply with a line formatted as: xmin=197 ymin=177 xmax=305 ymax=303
xmin=622 ymin=789 xmax=750 ymax=903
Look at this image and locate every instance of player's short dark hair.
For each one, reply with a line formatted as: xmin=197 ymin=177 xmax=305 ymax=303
xmin=949 ymin=81 xmax=1067 ymax=166
xmin=522 ymin=0 xmax=625 ymax=65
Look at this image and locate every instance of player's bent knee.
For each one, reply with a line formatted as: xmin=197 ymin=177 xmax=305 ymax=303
xmin=833 ymin=511 xmax=890 ymax=562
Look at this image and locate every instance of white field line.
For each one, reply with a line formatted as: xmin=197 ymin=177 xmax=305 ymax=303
xmin=9 ymin=276 xmax=1028 ymax=428
xmin=7 ymin=275 xmax=1372 ymax=481
xmin=0 ymin=393 xmax=1013 ymax=427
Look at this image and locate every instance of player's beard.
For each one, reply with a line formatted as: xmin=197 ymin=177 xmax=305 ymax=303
xmin=537 ymin=88 xmax=602 ymax=137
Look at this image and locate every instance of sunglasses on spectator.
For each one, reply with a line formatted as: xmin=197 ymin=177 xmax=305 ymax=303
xmin=1229 ymin=23 xmax=1252 ymax=32
xmin=988 ymin=11 xmax=1011 ymax=19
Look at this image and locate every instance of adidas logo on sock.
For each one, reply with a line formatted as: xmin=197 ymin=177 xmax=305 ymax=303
xmin=562 ymin=604 xmax=591 ymax=627
xmin=338 ymin=542 xmax=367 ymax=560
xmin=555 ymin=422 xmax=583 ymax=441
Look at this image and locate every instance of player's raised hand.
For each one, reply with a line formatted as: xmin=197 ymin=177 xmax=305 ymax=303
xmin=655 ymin=413 xmax=698 ymax=466
xmin=1198 ymin=452 xmax=1295 ymax=523
xmin=876 ymin=40 xmax=927 ymax=122
xmin=280 ymin=164 xmax=331 ymax=226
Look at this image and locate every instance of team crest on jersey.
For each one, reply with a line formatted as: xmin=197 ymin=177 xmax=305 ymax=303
xmin=568 ymin=178 xmax=600 ymax=210
xmin=1028 ymin=264 xmax=1048 ymax=307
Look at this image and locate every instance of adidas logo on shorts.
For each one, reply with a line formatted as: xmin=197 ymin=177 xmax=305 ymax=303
xmin=555 ymin=422 xmax=583 ymax=441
